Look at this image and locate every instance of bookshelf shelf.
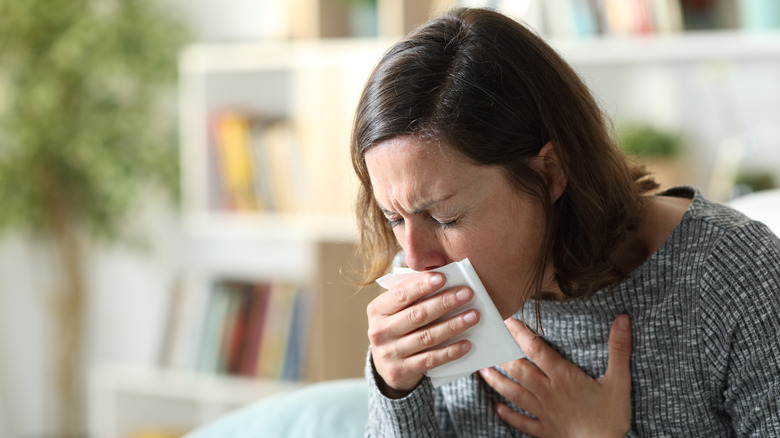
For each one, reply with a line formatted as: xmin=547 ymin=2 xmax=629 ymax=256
xmin=178 ymin=39 xmax=389 ymax=219
xmin=89 ymin=237 xmax=377 ymax=438
xmin=551 ymin=29 xmax=780 ymax=65
xmin=89 ymin=363 xmax=303 ymax=438
xmin=182 ymin=212 xmax=357 ymax=244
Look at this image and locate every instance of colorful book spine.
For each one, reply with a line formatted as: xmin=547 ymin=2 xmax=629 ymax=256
xmin=162 ymin=278 xmax=313 ymax=381
xmin=237 ymin=283 xmax=271 ymax=376
xmin=212 ymin=111 xmax=260 ymax=211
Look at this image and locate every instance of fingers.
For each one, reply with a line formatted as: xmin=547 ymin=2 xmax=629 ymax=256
xmin=368 ymin=282 xmax=474 ymax=344
xmin=479 ymin=367 xmax=541 ymax=414
xmin=603 ymin=314 xmax=632 ymax=389
xmin=479 ymin=367 xmax=544 ymax=437
xmin=372 ymin=305 xmax=479 ymax=378
xmin=600 ymin=314 xmax=633 ymax=431
xmin=366 ymin=272 xmax=480 ymax=393
xmin=401 ymin=339 xmax=473 ymax=375
xmin=505 ymin=317 xmax=564 ymax=375
xmin=393 ymin=309 xmax=479 ymax=357
xmin=483 ymin=315 xmax=634 ymax=437
xmin=367 ymin=272 xmax=445 ymax=317
xmin=495 ymin=403 xmax=543 ymax=437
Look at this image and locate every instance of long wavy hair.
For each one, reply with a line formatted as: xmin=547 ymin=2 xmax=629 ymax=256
xmin=351 ymin=8 xmax=658 ymax=308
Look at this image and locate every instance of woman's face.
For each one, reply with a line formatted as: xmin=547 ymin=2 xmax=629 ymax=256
xmin=364 ymin=135 xmax=548 ymax=318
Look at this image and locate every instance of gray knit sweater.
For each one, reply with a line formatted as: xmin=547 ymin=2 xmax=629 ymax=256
xmin=365 ymin=187 xmax=780 ymax=437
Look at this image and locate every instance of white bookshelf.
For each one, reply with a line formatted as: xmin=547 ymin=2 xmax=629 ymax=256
xmin=89 ymin=38 xmax=388 ymax=438
xmin=177 ymin=39 xmax=391 ymax=221
xmin=88 ymin=363 xmax=302 ymax=438
xmin=550 ymin=29 xmax=780 ymax=65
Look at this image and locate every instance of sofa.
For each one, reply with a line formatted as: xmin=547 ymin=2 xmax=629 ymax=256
xmin=185 ymin=378 xmax=368 ymax=437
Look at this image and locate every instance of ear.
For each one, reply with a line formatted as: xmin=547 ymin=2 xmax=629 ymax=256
xmin=537 ymin=142 xmax=567 ymax=203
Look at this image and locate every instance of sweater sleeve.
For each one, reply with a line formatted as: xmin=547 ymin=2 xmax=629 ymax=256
xmin=364 ymin=348 xmax=449 ymax=437
xmin=699 ymin=221 xmax=780 ymax=436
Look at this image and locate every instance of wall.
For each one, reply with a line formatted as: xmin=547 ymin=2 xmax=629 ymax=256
xmin=577 ymin=56 xmax=780 ymax=196
xmin=0 ymin=193 xmax=181 ymax=437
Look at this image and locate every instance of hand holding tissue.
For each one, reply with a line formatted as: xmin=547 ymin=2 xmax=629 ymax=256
xmin=376 ymin=258 xmax=524 ymax=387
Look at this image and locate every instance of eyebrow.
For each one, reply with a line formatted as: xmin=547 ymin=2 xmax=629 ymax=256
xmin=377 ymin=194 xmax=455 ymax=216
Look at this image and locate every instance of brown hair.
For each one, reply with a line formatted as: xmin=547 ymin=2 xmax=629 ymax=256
xmin=351 ymin=8 xmax=657 ymax=304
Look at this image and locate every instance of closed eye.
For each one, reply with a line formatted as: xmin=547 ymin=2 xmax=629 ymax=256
xmin=386 ymin=217 xmax=404 ymax=229
xmin=437 ymin=220 xmax=457 ymax=229
xmin=430 ymin=215 xmax=458 ymax=229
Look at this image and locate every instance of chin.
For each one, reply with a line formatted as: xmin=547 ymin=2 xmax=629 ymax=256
xmin=496 ymin=304 xmax=520 ymax=321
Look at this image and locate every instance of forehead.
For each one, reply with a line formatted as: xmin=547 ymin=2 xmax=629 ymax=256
xmin=365 ymin=136 xmax=469 ymax=186
xmin=364 ymin=136 xmax=511 ymax=209
xmin=367 ymin=135 xmax=463 ymax=163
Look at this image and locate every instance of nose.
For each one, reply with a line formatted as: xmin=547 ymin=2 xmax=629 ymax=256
xmin=402 ymin=220 xmax=447 ymax=271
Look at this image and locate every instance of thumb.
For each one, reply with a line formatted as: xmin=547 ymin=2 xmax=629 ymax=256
xmin=600 ymin=314 xmax=634 ymax=438
xmin=603 ymin=314 xmax=632 ymax=388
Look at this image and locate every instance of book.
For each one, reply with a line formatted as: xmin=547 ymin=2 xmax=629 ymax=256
xmin=249 ymin=121 xmax=277 ymax=211
xmin=161 ymin=273 xmax=213 ymax=371
xmin=196 ymin=282 xmax=233 ymax=373
xmin=224 ymin=282 xmax=255 ymax=374
xmin=260 ymin=120 xmax=308 ymax=213
xmin=281 ymin=288 xmax=314 ymax=381
xmin=237 ymin=282 xmax=272 ymax=376
xmin=650 ymin=0 xmax=684 ymax=33
xmin=255 ymin=282 xmax=299 ymax=379
xmin=212 ymin=111 xmax=261 ymax=211
xmin=160 ymin=275 xmax=316 ymax=380
xmin=216 ymin=282 xmax=246 ymax=374
xmin=157 ymin=275 xmax=186 ymax=369
xmin=544 ymin=0 xmax=577 ymax=37
xmin=602 ymin=0 xmax=654 ymax=35
xmin=207 ymin=119 xmax=225 ymax=211
xmin=570 ymin=0 xmax=600 ymax=37
xmin=679 ymin=0 xmax=736 ymax=31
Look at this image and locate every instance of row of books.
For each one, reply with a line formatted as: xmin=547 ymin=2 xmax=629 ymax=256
xmin=160 ymin=278 xmax=312 ymax=380
xmin=208 ymin=111 xmax=308 ymax=213
xmin=542 ymin=0 xmax=744 ymax=38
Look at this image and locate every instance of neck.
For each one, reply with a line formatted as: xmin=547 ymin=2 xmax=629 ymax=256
xmin=610 ymin=194 xmax=692 ymax=275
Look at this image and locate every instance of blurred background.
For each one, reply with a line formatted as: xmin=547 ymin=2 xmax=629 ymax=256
xmin=1 ymin=0 xmax=779 ymax=437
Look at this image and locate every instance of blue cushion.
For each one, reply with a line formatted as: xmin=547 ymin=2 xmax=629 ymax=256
xmin=186 ymin=378 xmax=368 ymax=438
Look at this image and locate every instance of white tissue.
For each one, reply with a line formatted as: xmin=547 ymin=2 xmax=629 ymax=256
xmin=375 ymin=258 xmax=524 ymax=387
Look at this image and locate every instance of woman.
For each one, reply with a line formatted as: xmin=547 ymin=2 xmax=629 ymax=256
xmin=351 ymin=7 xmax=780 ymax=437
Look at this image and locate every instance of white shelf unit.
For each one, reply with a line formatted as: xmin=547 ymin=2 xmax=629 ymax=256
xmin=550 ymin=29 xmax=780 ymax=65
xmin=178 ymin=39 xmax=392 ymax=222
xmin=88 ymin=236 xmax=378 ymax=438
xmin=89 ymin=40 xmax=389 ymax=438
xmin=89 ymin=363 xmax=303 ymax=438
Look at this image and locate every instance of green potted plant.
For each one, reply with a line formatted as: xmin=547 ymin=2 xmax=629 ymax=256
xmin=0 ymin=0 xmax=188 ymax=435
xmin=617 ymin=122 xmax=687 ymax=189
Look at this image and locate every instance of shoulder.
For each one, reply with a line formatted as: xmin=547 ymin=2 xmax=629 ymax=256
xmin=668 ymin=187 xmax=779 ymax=262
xmin=676 ymin=191 xmax=780 ymax=389
xmin=678 ymin=191 xmax=780 ymax=346
xmin=687 ymin=190 xmax=780 ymax=280
xmin=662 ymin=187 xmax=780 ymax=322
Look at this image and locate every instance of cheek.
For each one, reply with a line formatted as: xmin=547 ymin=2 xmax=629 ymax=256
xmin=469 ymin=218 xmax=545 ymax=317
xmin=477 ymin=256 xmax=536 ymax=319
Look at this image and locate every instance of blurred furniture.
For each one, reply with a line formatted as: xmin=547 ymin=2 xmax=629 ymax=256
xmin=184 ymin=378 xmax=368 ymax=438
xmin=728 ymin=188 xmax=780 ymax=235
xmin=88 ymin=240 xmax=376 ymax=438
